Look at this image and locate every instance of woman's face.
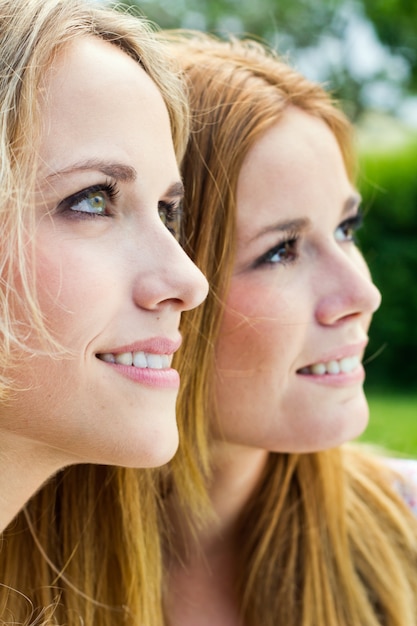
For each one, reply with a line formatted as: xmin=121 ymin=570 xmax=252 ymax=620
xmin=2 ymin=37 xmax=208 ymax=470
xmin=214 ymin=106 xmax=381 ymax=453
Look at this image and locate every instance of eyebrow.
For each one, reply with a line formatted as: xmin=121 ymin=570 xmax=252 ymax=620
xmin=46 ymin=159 xmax=137 ymax=182
xmin=250 ymin=193 xmax=362 ymax=243
xmin=249 ymin=217 xmax=310 ymax=243
xmin=45 ymin=160 xmax=184 ymax=198
xmin=343 ymin=192 xmax=362 ymax=215
xmin=163 ymin=181 xmax=184 ymax=199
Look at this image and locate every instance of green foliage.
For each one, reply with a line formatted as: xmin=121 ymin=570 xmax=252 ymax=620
xmin=358 ymin=128 xmax=417 ymax=390
xmin=116 ymin=0 xmax=341 ymax=41
xmin=361 ymin=0 xmax=417 ymax=90
xmin=118 ymin=0 xmax=417 ymax=118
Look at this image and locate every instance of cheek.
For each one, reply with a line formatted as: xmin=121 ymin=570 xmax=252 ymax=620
xmin=34 ymin=241 xmax=113 ymax=345
xmin=215 ymin=280 xmax=299 ymax=371
xmin=36 ymin=250 xmax=81 ymax=333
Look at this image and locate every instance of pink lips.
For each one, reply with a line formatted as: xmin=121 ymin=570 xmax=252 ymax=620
xmin=297 ymin=340 xmax=368 ymax=386
xmin=96 ymin=336 xmax=182 ymax=389
xmin=102 ymin=336 xmax=182 ymax=356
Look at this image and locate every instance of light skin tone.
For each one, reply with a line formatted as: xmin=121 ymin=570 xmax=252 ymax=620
xmin=0 ymin=36 xmax=208 ymax=532
xmin=167 ymin=106 xmax=381 ymax=626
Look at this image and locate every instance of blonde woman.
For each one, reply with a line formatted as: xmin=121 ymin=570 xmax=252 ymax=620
xmin=0 ymin=2 xmax=207 ymax=625
xmin=162 ymin=33 xmax=417 ymax=626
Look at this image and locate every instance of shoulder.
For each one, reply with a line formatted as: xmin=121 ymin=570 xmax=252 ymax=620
xmin=384 ymin=457 xmax=417 ymax=516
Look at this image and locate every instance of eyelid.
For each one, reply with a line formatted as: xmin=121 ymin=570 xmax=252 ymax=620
xmin=343 ymin=209 xmax=363 ymax=227
xmin=158 ymin=197 xmax=182 ymax=210
xmin=336 ymin=209 xmax=364 ymax=241
xmin=56 ymin=180 xmax=119 ymax=217
xmin=252 ymin=230 xmax=299 ymax=269
xmin=158 ymin=197 xmax=183 ymax=241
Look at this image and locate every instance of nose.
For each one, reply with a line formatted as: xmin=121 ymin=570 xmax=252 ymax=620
xmin=315 ymin=248 xmax=381 ymax=326
xmin=133 ymin=225 xmax=208 ymax=312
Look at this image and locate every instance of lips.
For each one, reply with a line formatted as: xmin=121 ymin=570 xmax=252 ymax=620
xmin=97 ymin=351 xmax=171 ymax=370
xmin=298 ymin=355 xmax=360 ymax=375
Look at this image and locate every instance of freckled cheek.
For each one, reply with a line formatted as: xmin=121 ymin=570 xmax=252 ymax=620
xmin=216 ymin=313 xmax=261 ymax=369
xmin=215 ymin=284 xmax=295 ymax=370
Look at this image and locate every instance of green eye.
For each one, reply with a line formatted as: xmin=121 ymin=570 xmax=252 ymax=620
xmin=73 ymin=190 xmax=107 ymax=215
xmin=58 ymin=182 xmax=118 ymax=219
xmin=158 ymin=200 xmax=182 ymax=241
xmin=159 ymin=207 xmax=167 ymax=227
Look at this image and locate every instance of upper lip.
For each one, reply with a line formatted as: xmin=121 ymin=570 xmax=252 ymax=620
xmin=298 ymin=339 xmax=368 ymax=370
xmin=96 ymin=336 xmax=182 ymax=356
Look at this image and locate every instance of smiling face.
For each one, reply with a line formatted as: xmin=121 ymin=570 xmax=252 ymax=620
xmin=0 ymin=36 xmax=208 ymax=470
xmin=213 ymin=106 xmax=381 ymax=453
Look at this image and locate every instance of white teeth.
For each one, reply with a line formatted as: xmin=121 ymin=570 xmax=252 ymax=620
xmin=311 ymin=363 xmax=326 ymax=375
xmin=146 ymin=354 xmax=164 ymax=369
xmin=302 ymin=355 xmax=360 ymax=375
xmin=339 ymin=356 xmax=360 ymax=373
xmin=99 ymin=350 xmax=171 ymax=369
xmin=115 ymin=352 xmax=133 ymax=366
xmin=133 ymin=351 xmax=147 ymax=368
xmin=326 ymin=360 xmax=340 ymax=375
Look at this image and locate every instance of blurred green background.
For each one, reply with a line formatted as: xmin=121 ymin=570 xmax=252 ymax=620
xmin=114 ymin=0 xmax=417 ymax=453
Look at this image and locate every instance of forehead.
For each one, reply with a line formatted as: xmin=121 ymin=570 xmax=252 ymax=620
xmin=43 ymin=35 xmax=143 ymax=86
xmin=39 ymin=35 xmax=165 ymax=130
xmin=235 ymin=106 xmax=352 ymax=234
xmin=37 ymin=36 xmax=178 ymax=184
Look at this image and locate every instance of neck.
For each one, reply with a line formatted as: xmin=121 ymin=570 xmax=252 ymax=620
xmin=170 ymin=441 xmax=269 ymax=557
xmin=165 ymin=443 xmax=268 ymax=626
xmin=0 ymin=432 xmax=64 ymax=532
xmin=209 ymin=442 xmax=268 ymax=538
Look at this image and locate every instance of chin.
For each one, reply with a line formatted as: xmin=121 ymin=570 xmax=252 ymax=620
xmin=320 ymin=397 xmax=370 ymax=450
xmin=125 ymin=428 xmax=179 ymax=468
xmin=287 ymin=393 xmax=370 ymax=453
xmin=86 ymin=420 xmax=179 ymax=469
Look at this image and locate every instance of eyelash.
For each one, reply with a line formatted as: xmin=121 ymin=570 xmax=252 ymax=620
xmin=253 ymin=211 xmax=364 ymax=269
xmin=158 ymin=199 xmax=183 ymax=241
xmin=57 ymin=181 xmax=119 ymax=219
xmin=253 ymin=231 xmax=299 ymax=269
xmin=335 ymin=210 xmax=363 ymax=242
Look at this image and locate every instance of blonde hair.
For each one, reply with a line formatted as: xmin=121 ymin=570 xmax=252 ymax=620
xmin=165 ymin=33 xmax=417 ymax=625
xmin=0 ymin=0 xmax=189 ymax=395
xmin=0 ymin=2 xmax=189 ymax=625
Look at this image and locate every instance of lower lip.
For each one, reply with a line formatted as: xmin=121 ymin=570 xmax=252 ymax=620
xmin=101 ymin=362 xmax=180 ymax=389
xmin=297 ymin=364 xmax=365 ymax=387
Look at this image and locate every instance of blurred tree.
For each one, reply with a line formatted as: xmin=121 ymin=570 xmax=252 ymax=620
xmin=362 ymin=0 xmax=417 ymax=90
xmin=357 ymin=127 xmax=417 ymax=390
xmin=116 ymin=0 xmax=416 ymax=120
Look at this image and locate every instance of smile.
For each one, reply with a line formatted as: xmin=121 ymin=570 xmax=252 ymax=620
xmin=97 ymin=351 xmax=170 ymax=369
xmin=298 ymin=355 xmax=360 ymax=375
